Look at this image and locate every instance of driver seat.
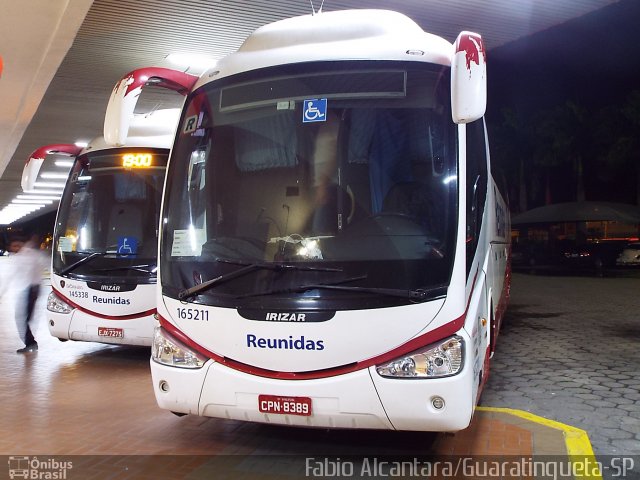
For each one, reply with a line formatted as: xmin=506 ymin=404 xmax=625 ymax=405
xmin=381 ymin=181 xmax=432 ymax=221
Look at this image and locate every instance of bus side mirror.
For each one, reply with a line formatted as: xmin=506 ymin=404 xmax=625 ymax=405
xmin=22 ymin=144 xmax=82 ymax=191
xmin=104 ymin=67 xmax=198 ymax=146
xmin=451 ymin=31 xmax=487 ymax=124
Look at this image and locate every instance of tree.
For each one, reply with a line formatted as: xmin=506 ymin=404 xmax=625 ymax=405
xmin=489 ymin=107 xmax=536 ymax=212
xmin=596 ymin=90 xmax=640 ymax=205
xmin=534 ymin=101 xmax=591 ymax=203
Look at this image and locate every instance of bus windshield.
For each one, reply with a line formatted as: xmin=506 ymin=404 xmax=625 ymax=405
xmin=162 ymin=61 xmax=458 ymax=309
xmin=53 ymin=147 xmax=168 ymax=282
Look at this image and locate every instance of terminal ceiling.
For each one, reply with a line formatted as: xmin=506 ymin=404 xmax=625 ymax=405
xmin=0 ymin=0 xmax=620 ymax=225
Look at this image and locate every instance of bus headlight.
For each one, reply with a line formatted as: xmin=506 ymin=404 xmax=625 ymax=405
xmin=47 ymin=291 xmax=73 ymax=314
xmin=152 ymin=326 xmax=207 ymax=369
xmin=376 ymin=336 xmax=464 ymax=378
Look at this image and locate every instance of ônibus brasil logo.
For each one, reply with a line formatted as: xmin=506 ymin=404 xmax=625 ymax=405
xmin=8 ymin=456 xmax=73 ymax=479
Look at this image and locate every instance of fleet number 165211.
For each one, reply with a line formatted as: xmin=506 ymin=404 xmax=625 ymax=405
xmin=176 ymin=307 xmax=209 ymax=321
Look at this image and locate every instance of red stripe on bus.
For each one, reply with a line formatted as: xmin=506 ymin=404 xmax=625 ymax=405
xmin=51 ymin=287 xmax=156 ymax=320
xmin=158 ymin=268 xmax=479 ymax=380
xmin=159 ymin=313 xmax=466 ymax=381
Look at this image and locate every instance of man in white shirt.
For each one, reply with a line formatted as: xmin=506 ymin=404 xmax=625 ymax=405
xmin=13 ymin=235 xmax=48 ymax=353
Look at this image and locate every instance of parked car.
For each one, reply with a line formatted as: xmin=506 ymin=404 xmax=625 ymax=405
xmin=556 ymin=240 xmax=628 ymax=275
xmin=616 ymin=242 xmax=640 ymax=266
xmin=512 ymin=238 xmax=627 ymax=276
xmin=511 ymin=241 xmax=554 ymax=269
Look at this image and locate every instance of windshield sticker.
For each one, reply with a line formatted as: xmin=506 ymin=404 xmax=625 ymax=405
xmin=277 ymin=100 xmax=295 ymax=110
xmin=183 ymin=112 xmax=204 ymax=135
xmin=302 ymin=98 xmax=327 ymax=123
xmin=183 ymin=114 xmax=198 ymax=134
xmin=171 ymin=228 xmax=205 ymax=256
xmin=117 ymin=236 xmax=138 ymax=255
xmin=58 ymin=237 xmax=73 ymax=252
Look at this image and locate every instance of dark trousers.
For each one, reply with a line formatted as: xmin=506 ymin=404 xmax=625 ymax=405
xmin=21 ymin=284 xmax=40 ymax=346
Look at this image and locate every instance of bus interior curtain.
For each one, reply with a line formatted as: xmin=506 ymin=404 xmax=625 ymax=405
xmin=369 ymin=110 xmax=414 ymax=214
xmin=234 ymin=113 xmax=297 ymax=172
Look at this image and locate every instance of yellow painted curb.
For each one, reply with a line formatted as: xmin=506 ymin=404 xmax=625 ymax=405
xmin=477 ymin=406 xmax=602 ymax=479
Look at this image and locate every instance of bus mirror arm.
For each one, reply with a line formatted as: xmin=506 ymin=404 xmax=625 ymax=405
xmin=104 ymin=67 xmax=198 ymax=146
xmin=22 ymin=144 xmax=82 ymax=192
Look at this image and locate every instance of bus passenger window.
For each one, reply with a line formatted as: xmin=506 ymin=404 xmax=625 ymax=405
xmin=466 ymin=118 xmax=488 ymax=273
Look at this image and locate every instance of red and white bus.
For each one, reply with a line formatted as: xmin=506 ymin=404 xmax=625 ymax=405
xmin=23 ymin=109 xmax=179 ymax=346
xmin=106 ymin=9 xmax=510 ymax=430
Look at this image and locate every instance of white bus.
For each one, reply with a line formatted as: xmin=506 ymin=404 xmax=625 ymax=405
xmin=107 ymin=9 xmax=510 ymax=430
xmin=23 ymin=109 xmax=180 ymax=346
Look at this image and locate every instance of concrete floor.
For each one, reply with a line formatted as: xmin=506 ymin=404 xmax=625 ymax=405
xmin=2 ymin=257 xmax=638 ymax=478
xmin=481 ymin=271 xmax=640 ymax=458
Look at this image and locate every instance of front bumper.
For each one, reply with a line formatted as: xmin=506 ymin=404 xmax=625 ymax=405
xmin=150 ymin=348 xmax=474 ymax=432
xmin=48 ymin=309 xmax=156 ymax=346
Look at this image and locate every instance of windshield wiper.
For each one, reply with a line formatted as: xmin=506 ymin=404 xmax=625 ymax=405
xmin=93 ymin=264 xmax=156 ymax=276
xmin=59 ymin=251 xmax=107 ymax=275
xmin=178 ymin=259 xmax=344 ymax=300
xmin=237 ymin=275 xmax=367 ymax=298
xmin=59 ymin=251 xmax=146 ymax=276
xmin=242 ymin=281 xmax=447 ymax=302
xmin=300 ymin=284 xmax=447 ymax=301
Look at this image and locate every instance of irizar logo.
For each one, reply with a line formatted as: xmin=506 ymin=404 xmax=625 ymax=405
xmin=247 ymin=334 xmax=324 ymax=351
xmin=100 ymin=284 xmax=122 ymax=292
xmin=265 ymin=312 xmax=306 ymax=322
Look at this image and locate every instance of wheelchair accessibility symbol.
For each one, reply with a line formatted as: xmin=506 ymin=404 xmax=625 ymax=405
xmin=303 ymin=99 xmax=327 ymax=123
xmin=117 ymin=236 xmax=138 ymax=255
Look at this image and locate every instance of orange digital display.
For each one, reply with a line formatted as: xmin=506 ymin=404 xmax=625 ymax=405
xmin=122 ymin=153 xmax=153 ymax=168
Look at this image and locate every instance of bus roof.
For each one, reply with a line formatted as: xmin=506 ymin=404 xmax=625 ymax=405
xmin=196 ymin=9 xmax=453 ymax=89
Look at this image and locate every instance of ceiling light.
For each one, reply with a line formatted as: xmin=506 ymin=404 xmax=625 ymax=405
xmin=40 ymin=173 xmax=69 ymax=179
xmin=12 ymin=199 xmax=53 ymax=205
xmin=0 ymin=204 xmax=44 ymax=224
xmin=2 ymin=205 xmax=43 ymax=213
xmin=55 ymin=160 xmax=74 ymax=168
xmin=3 ymin=205 xmax=42 ymax=211
xmin=24 ymin=189 xmax=65 ymax=195
xmin=17 ymin=195 xmax=61 ymax=201
xmin=75 ymin=141 xmax=88 ymax=148
xmin=33 ymin=182 xmax=66 ymax=188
